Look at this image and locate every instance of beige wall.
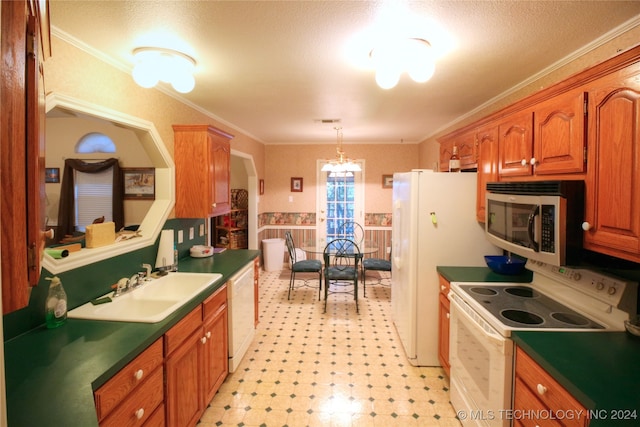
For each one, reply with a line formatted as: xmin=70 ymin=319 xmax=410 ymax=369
xmin=262 ymin=143 xmax=419 ymax=214
xmin=418 ymin=26 xmax=640 ymax=169
xmin=45 ymin=35 xmax=266 ymax=219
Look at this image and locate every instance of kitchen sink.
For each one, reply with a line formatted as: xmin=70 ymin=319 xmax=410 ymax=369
xmin=68 ymin=272 xmax=223 ymax=323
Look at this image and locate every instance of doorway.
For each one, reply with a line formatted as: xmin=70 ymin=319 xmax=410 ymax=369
xmin=316 ymin=160 xmax=365 ymax=245
xmin=209 ymin=151 xmax=258 ymax=250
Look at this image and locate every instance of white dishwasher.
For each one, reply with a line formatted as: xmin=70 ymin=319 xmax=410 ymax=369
xmin=227 ymin=262 xmax=256 ymax=372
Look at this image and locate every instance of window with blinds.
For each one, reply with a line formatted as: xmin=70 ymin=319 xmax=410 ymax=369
xmin=74 ymin=168 xmax=113 ymax=232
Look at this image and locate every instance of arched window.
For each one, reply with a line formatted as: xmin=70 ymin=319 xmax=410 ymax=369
xmin=75 ymin=132 xmax=116 ymax=153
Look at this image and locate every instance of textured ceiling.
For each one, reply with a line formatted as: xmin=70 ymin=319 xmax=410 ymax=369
xmin=49 ymin=1 xmax=640 ymax=144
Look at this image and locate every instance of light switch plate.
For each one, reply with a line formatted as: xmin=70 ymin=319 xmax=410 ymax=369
xmin=199 ymin=224 xmax=205 ymax=236
xmin=177 ymin=230 xmax=184 ymax=244
xmin=189 ymin=227 xmax=194 ymax=240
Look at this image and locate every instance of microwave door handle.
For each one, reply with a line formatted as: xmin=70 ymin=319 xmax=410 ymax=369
xmin=527 ymin=206 xmax=540 ymax=252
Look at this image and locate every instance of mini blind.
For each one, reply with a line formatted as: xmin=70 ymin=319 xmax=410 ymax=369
xmin=74 ymin=168 xmax=113 ymax=232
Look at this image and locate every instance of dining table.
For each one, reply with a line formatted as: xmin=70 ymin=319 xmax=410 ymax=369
xmin=299 ymin=239 xmax=379 ymax=259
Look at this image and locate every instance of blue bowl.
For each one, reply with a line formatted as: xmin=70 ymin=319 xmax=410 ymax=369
xmin=484 ymin=255 xmax=526 ymax=275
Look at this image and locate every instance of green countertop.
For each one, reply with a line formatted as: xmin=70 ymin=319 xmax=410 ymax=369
xmin=4 ymin=249 xmax=259 ymax=427
xmin=512 ymin=331 xmax=640 ymax=427
xmin=436 ymin=266 xmax=533 ymax=283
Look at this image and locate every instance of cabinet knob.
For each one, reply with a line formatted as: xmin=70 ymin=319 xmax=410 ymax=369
xmin=134 ymin=369 xmax=144 ymax=380
xmin=582 ymin=221 xmax=592 ymax=231
xmin=135 ymin=408 xmax=145 ymax=420
xmin=212 ymin=203 xmax=217 ymax=208
xmin=520 ymin=158 xmax=537 ymax=166
xmin=440 ymin=285 xmax=446 ymax=292
xmin=44 ymin=229 xmax=55 ymax=239
xmin=206 ymin=331 xmax=212 ymax=339
xmin=536 ymin=384 xmax=547 ymax=395
xmin=530 ymin=157 xmax=537 ymax=165
xmin=446 ymin=313 xmax=450 ymax=319
xmin=201 ymin=336 xmax=207 ymax=344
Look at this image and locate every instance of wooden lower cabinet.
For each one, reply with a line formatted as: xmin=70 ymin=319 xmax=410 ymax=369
xmin=165 ymin=284 xmax=228 ymax=427
xmin=254 ymin=257 xmax=260 ymax=327
xmin=514 ymin=346 xmax=589 ymax=427
xmin=94 ymin=338 xmax=164 ymax=427
xmin=437 ymin=275 xmax=451 ymax=376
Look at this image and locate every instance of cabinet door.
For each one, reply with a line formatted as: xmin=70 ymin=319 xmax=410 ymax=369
xmin=1 ymin=1 xmax=47 ymax=313
xmin=533 ymin=89 xmax=587 ymax=175
xmin=498 ymin=111 xmax=534 ymax=178
xmin=457 ymin=130 xmax=477 ymax=170
xmin=201 ymin=286 xmax=228 ymax=406
xmin=437 ymin=275 xmax=451 ymax=376
xmin=254 ymin=257 xmax=260 ymax=327
xmin=475 ymin=124 xmax=498 ymax=222
xmin=165 ymin=330 xmax=203 ymax=427
xmin=439 ymin=139 xmax=453 ymax=172
xmin=201 ymin=305 xmax=228 ymax=406
xmin=210 ymin=133 xmax=231 ymax=216
xmin=584 ymin=65 xmax=640 ymax=262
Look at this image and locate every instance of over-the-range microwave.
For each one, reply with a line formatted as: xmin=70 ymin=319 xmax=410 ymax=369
xmin=485 ymin=181 xmax=584 ymax=266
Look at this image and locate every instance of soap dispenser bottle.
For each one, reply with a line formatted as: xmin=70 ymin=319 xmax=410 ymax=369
xmin=45 ymin=276 xmax=68 ymax=328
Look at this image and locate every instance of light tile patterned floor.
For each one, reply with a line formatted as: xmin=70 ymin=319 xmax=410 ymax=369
xmin=199 ymin=269 xmax=462 ymax=427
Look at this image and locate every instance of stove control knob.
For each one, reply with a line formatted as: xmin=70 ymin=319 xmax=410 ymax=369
xmin=572 ymin=272 xmax=581 ymax=281
xmin=596 ymin=282 xmax=605 ymax=291
xmin=608 ymin=286 xmax=617 ymax=296
xmin=536 ymin=384 xmax=547 ymax=395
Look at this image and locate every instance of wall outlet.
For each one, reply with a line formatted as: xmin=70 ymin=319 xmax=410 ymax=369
xmin=199 ymin=224 xmax=205 ymax=236
xmin=177 ymin=229 xmax=184 ymax=244
xmin=288 ymin=196 xmax=293 ymax=202
xmin=189 ymin=227 xmax=194 ymax=240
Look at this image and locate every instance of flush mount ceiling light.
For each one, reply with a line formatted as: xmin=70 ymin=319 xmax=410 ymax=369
xmin=370 ymin=38 xmax=435 ymax=90
xmin=132 ymin=47 xmax=196 ymax=93
xmin=321 ymin=127 xmax=362 ymax=177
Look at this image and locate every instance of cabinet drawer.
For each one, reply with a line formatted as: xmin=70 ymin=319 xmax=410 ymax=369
xmin=203 ymin=284 xmax=227 ymax=320
xmin=165 ymin=305 xmax=203 ymax=355
xmin=94 ymin=338 xmax=163 ymax=420
xmin=99 ymin=367 xmax=164 ymax=427
xmin=514 ymin=377 xmax=558 ymax=427
xmin=142 ymin=403 xmax=165 ymax=427
xmin=515 ymin=347 xmax=588 ymax=427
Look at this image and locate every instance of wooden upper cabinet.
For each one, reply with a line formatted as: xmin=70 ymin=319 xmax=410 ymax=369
xmin=497 ymin=110 xmax=534 ymax=178
xmin=533 ymin=89 xmax=587 ymax=175
xmin=476 ymin=124 xmax=498 ymax=222
xmin=439 ymin=130 xmax=477 ymax=172
xmin=174 ymin=125 xmax=233 ymax=218
xmin=457 ymin=130 xmax=478 ymax=170
xmin=583 ymin=63 xmax=640 ymax=262
xmin=439 ymin=139 xmax=454 ymax=172
xmin=1 ymin=0 xmax=48 ymax=314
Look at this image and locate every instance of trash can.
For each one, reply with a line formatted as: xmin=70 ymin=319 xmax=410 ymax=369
xmin=262 ymin=238 xmax=285 ymax=271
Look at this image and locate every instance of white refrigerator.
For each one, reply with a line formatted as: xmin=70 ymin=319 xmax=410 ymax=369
xmin=391 ymin=169 xmax=501 ymax=366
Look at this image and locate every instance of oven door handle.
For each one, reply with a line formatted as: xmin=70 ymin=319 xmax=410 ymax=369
xmin=527 ymin=205 xmax=540 ymax=252
xmin=449 ymin=293 xmax=505 ymax=347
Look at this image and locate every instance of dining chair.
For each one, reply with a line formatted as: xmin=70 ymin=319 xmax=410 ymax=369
xmin=337 ymin=220 xmax=364 ymax=247
xmin=285 ymin=231 xmax=322 ymax=300
xmin=323 ymin=238 xmax=361 ymax=313
xmin=362 ymin=250 xmax=391 ymax=297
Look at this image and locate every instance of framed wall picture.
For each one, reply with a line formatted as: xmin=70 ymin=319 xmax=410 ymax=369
xmin=259 ymin=179 xmax=265 ymax=195
xmin=45 ymin=167 xmax=60 ymax=183
xmin=291 ymin=177 xmax=303 ymax=192
xmin=382 ymin=174 xmax=393 ymax=188
xmin=123 ymin=168 xmax=155 ymax=200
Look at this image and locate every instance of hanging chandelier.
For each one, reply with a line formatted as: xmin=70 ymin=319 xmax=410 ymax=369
xmin=321 ymin=127 xmax=361 ymax=177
